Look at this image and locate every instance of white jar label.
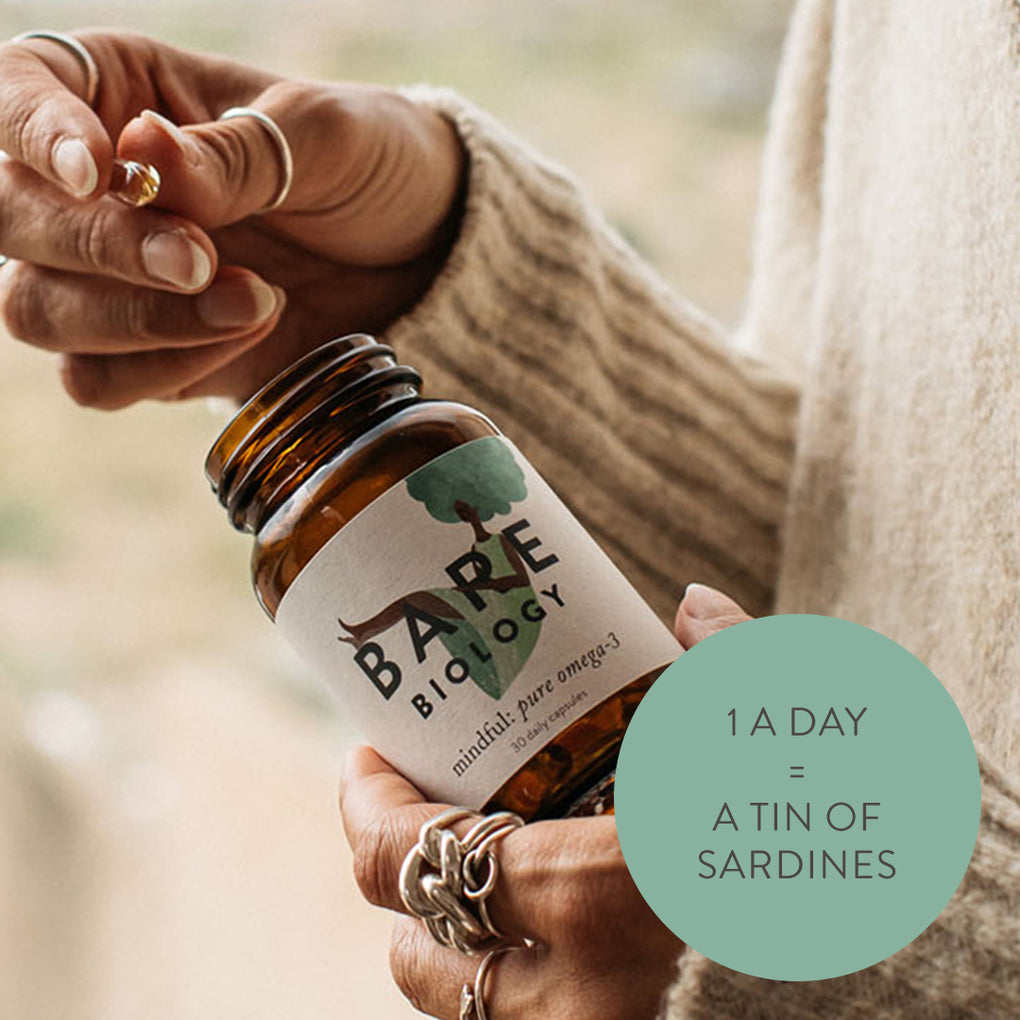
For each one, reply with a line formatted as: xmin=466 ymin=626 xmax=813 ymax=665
xmin=276 ymin=436 xmax=680 ymax=807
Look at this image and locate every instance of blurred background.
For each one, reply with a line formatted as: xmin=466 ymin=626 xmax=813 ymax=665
xmin=0 ymin=1 xmax=791 ymax=1016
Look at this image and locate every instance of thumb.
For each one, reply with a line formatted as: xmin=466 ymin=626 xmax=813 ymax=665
xmin=115 ymin=85 xmax=301 ymax=229
xmin=674 ymin=582 xmax=753 ymax=650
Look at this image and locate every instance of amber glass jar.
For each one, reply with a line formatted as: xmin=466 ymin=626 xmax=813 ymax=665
xmin=206 ymin=334 xmax=678 ymax=820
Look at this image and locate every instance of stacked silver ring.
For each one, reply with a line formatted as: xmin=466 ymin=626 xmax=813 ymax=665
xmin=218 ymin=106 xmax=294 ymax=211
xmin=9 ymin=32 xmax=294 ymax=215
xmin=458 ymin=944 xmax=527 ymax=1020
xmin=399 ymin=807 xmax=525 ymax=956
xmin=12 ymin=30 xmax=99 ymax=106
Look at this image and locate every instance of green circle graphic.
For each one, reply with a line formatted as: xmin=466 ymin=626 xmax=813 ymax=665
xmin=615 ymin=614 xmax=980 ymax=981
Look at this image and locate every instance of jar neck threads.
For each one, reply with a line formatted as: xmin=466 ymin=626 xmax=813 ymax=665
xmin=205 ymin=334 xmax=421 ymax=533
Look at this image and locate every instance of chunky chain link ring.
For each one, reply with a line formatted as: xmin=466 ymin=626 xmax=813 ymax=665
xmin=399 ymin=806 xmax=526 ymax=956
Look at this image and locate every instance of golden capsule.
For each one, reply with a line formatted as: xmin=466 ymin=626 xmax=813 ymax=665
xmin=109 ymin=159 xmax=161 ymax=207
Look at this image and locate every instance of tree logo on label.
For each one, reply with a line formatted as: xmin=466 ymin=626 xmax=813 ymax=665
xmin=337 ymin=438 xmax=549 ymax=699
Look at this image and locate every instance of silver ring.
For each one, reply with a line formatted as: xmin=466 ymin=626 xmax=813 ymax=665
xmin=218 ymin=106 xmax=294 ymax=212
xmin=399 ymin=807 xmax=526 ymax=956
xmin=13 ymin=31 xmax=99 ymax=107
xmin=459 ymin=943 xmax=531 ymax=1020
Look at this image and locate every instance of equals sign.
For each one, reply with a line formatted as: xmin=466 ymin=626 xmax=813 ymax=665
xmin=789 ymin=765 xmax=805 ymax=779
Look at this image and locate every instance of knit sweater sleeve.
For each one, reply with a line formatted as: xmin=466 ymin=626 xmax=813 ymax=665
xmin=383 ymin=88 xmax=1020 ymax=1020
xmin=384 ymin=86 xmax=799 ymax=622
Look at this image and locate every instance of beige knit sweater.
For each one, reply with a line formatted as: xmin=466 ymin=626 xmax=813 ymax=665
xmin=391 ymin=0 xmax=1020 ymax=1015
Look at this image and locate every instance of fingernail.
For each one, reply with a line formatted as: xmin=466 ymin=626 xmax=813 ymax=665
xmin=53 ymin=138 xmax=98 ymax=197
xmin=139 ymin=109 xmax=199 ymax=166
xmin=681 ymin=582 xmax=735 ymax=621
xmin=142 ymin=231 xmax=212 ymax=290
xmin=195 ymin=277 xmax=280 ymax=329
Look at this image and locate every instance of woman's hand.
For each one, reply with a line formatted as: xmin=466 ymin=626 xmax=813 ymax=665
xmin=339 ymin=746 xmax=681 ymax=1020
xmin=0 ymin=30 xmax=465 ymax=407
xmin=339 ymin=583 xmax=753 ymax=1020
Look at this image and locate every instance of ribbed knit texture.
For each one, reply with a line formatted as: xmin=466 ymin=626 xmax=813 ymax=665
xmin=391 ymin=0 xmax=1020 ymax=1008
xmin=391 ymin=86 xmax=800 ymax=623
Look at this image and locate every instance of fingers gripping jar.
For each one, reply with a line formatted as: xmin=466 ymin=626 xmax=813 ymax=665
xmin=206 ymin=334 xmax=679 ymax=820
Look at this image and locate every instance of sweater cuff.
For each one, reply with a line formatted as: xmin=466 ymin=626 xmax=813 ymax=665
xmin=388 ymin=84 xmax=794 ymax=411
xmin=384 ymin=85 xmax=799 ymax=621
xmin=663 ymin=756 xmax=1020 ymax=1019
xmin=384 ymin=83 xmax=619 ymax=396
